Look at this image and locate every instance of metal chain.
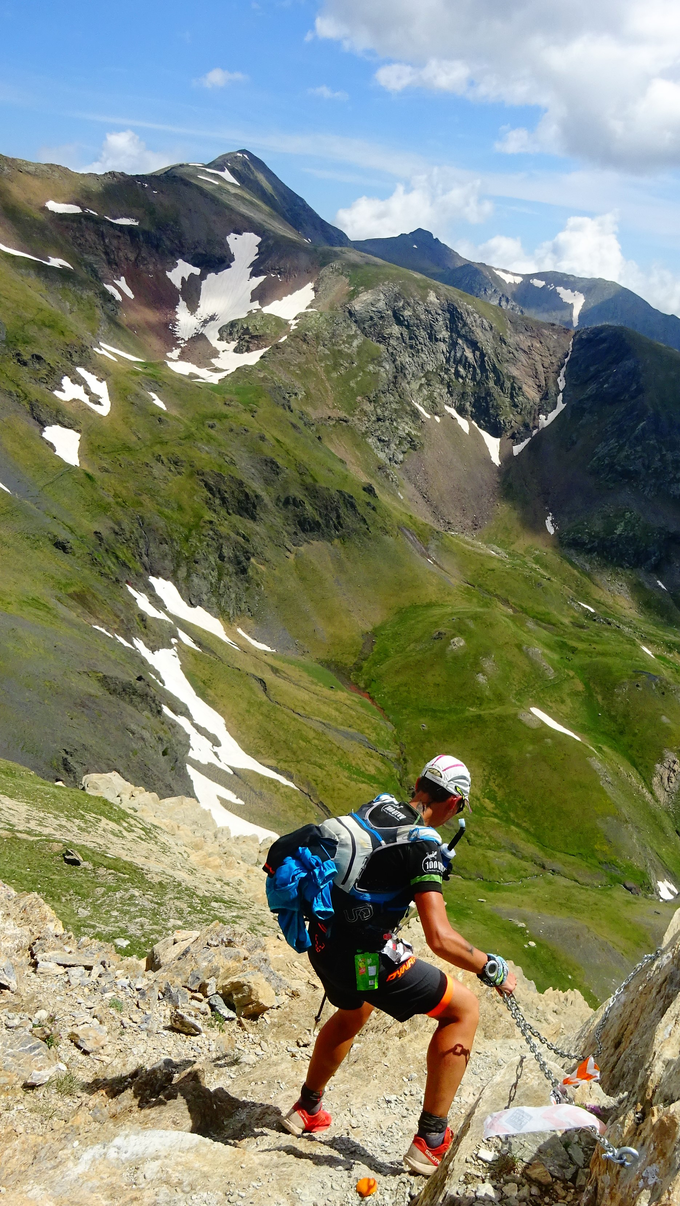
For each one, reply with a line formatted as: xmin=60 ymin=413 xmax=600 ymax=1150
xmin=502 ymin=995 xmax=566 ymax=1101
xmin=501 ymin=983 xmax=653 ymax=1167
xmin=594 ymin=948 xmax=662 ymax=1058
xmin=504 ymin=994 xmax=582 ymax=1062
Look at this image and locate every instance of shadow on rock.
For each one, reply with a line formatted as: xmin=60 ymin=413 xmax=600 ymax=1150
xmin=83 ymin=1057 xmax=284 ymax=1140
xmin=272 ymin=1136 xmax=402 ymax=1179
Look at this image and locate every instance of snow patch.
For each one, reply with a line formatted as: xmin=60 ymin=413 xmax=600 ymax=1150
xmin=545 ymin=513 xmax=557 ymax=535
xmin=165 ymin=233 xmax=269 ymax=381
xmin=444 ymin=405 xmax=470 ymax=434
xmin=530 ymin=278 xmax=546 ymax=288
xmin=147 ymin=391 xmax=167 ymax=411
xmin=174 ymin=628 xmax=200 ymax=650
xmin=54 ymin=369 xmax=110 ymax=416
xmin=167 ymin=260 xmax=201 ymax=290
xmin=98 ymin=342 xmax=143 ymax=362
xmin=657 ymin=579 xmax=668 ymax=591
xmin=237 ymin=628 xmax=276 ymax=652
xmin=92 ymin=624 xmax=133 ymax=650
xmin=412 ymin=400 xmax=431 ymax=420
xmin=529 ymin=707 xmax=581 ymax=742
xmin=94 ymin=346 xmax=117 ymax=362
xmin=199 ymin=166 xmax=240 ymax=185
xmin=133 ymin=639 xmax=296 ymax=791
xmin=641 ymin=645 xmax=656 ymax=659
xmin=104 ymin=284 xmax=123 ymax=302
xmin=45 ymin=200 xmax=83 ymax=214
xmin=578 ymin=601 xmax=595 ymax=613
xmin=555 ymin=287 xmax=585 ymax=327
xmin=495 ymin=270 xmax=522 ymax=285
xmin=126 ymin=584 xmax=170 ymax=623
xmin=186 ymin=766 xmax=276 ymax=839
xmin=149 ymin=577 xmax=240 ymax=648
xmin=0 ymin=242 xmax=72 ymax=269
xmin=167 ymin=347 xmax=268 ymax=383
xmin=92 ymin=617 xmax=291 ymax=833
xmin=513 ymin=340 xmax=573 ymax=453
xmin=0 ymin=481 xmax=11 ymax=494
xmin=165 ymin=235 xmax=315 ymax=383
xmin=105 ymin=217 xmax=139 ymax=226
xmin=113 ymin=275 xmax=134 ymax=299
xmin=263 ymin=282 xmax=316 ymax=321
xmin=473 ymin=423 xmax=501 ymax=466
xmin=42 ymin=426 xmax=80 ymax=466
xmin=171 ymin=233 xmax=265 ymax=345
xmin=658 ymin=879 xmax=678 ymax=901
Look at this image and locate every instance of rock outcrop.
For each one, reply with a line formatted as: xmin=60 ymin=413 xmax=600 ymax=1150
xmin=577 ymin=911 xmax=680 ymax=1206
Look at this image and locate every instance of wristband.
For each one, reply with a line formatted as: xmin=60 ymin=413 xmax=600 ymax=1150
xmin=477 ymin=953 xmax=509 ymax=988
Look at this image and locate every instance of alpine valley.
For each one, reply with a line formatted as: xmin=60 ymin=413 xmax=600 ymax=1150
xmin=1 ymin=146 xmax=680 ymax=1010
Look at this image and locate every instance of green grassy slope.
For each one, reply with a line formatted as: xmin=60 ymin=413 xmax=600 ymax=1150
xmin=0 ymin=759 xmax=273 ymax=956
xmin=0 ymin=155 xmax=679 ymax=1002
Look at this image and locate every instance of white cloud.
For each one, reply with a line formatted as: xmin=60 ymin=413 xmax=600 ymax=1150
xmin=316 ymin=0 xmax=680 ymax=171
xmin=308 ymin=85 xmax=349 ymax=100
xmin=463 ymin=212 xmax=680 ymax=316
xmin=80 ymin=131 xmax=172 ymax=174
xmin=197 ymin=68 xmax=247 ymax=89
xmin=335 ymin=167 xmax=492 ymax=239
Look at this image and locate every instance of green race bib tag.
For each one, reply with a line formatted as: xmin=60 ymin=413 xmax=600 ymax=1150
xmin=355 ymin=952 xmax=379 ymax=991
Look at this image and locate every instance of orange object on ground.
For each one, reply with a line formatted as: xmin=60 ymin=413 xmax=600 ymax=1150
xmin=356 ymin=1177 xmax=378 ymax=1196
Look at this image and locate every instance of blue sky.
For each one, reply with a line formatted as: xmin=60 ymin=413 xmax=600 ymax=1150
xmin=3 ymin=0 xmax=680 ymax=313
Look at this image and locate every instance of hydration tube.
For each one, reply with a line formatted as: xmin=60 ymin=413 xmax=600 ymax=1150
xmin=441 ymin=818 xmax=466 ymax=880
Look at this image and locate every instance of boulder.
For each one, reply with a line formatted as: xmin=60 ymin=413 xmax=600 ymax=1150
xmin=169 ymin=1009 xmax=203 ymax=1036
xmin=35 ymin=949 xmax=102 ymax=968
xmin=69 ymin=1021 xmax=108 ymax=1053
xmin=0 ymin=959 xmax=17 ymax=992
xmin=82 ymin=771 xmax=161 ymax=814
xmin=0 ymin=1029 xmax=58 ymax=1087
xmin=146 ymin=931 xmax=200 ymax=971
xmin=208 ymin=993 xmax=236 ymax=1021
xmin=220 ymin=971 xmax=276 ymax=1017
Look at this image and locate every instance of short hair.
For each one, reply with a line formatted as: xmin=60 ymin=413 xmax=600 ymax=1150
xmin=420 ymin=775 xmax=457 ymax=804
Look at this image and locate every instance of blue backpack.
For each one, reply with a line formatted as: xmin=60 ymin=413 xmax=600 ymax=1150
xmin=263 ymin=795 xmax=444 ymax=952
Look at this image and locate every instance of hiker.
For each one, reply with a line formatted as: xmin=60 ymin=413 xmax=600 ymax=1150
xmin=269 ymin=754 xmax=516 ymax=1176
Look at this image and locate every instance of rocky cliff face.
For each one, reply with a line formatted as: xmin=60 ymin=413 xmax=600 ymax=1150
xmin=352 ymin=229 xmax=680 ymax=356
xmin=578 ymin=912 xmax=680 ymax=1205
xmin=345 ymin=282 xmax=568 ymax=444
xmin=505 ymin=324 xmax=680 ymax=583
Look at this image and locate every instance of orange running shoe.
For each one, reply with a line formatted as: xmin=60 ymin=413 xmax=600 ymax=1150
xmin=281 ymin=1101 xmax=332 ymax=1137
xmin=403 ymin=1127 xmax=453 ymax=1176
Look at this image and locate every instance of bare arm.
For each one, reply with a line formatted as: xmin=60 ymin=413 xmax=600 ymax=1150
xmin=415 ymin=891 xmax=516 ymax=995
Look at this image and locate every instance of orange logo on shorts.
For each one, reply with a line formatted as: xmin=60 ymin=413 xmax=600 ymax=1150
xmin=386 ymin=956 xmax=416 ymax=982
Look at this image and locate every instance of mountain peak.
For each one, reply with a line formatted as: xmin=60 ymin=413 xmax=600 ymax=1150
xmin=206 ymin=148 xmax=350 ymax=248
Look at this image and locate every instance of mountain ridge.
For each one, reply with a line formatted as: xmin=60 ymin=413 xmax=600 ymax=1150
xmin=351 ymin=227 xmax=680 ymax=353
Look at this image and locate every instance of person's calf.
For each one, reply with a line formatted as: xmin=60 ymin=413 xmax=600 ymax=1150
xmin=305 ymin=1003 xmax=373 ymax=1094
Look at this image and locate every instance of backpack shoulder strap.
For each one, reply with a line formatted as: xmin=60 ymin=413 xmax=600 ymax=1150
xmin=319 ymin=814 xmax=378 ymax=892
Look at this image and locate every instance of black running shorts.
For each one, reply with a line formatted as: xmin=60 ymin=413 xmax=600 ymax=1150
xmin=308 ymin=947 xmax=453 ymax=1023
